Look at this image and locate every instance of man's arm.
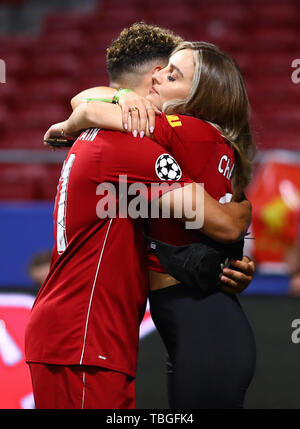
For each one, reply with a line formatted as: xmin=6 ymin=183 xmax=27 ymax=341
xmin=158 ymin=182 xmax=251 ymax=243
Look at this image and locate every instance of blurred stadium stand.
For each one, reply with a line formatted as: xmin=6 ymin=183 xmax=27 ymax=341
xmin=0 ymin=0 xmax=299 ymax=192
xmin=0 ymin=0 xmax=299 ymax=282
xmin=0 ymin=1 xmax=299 ymax=272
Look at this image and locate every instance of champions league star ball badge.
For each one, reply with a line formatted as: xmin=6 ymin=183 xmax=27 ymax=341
xmin=155 ymin=154 xmax=182 ymax=181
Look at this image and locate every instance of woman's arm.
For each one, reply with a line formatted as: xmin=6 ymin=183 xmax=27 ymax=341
xmin=69 ymin=101 xmax=126 ymax=133
xmin=44 ymin=107 xmax=251 ymax=243
xmin=71 ymin=87 xmax=159 ymax=134
xmin=43 ymin=101 xmax=126 ymax=141
xmin=71 ymin=87 xmax=116 ymax=110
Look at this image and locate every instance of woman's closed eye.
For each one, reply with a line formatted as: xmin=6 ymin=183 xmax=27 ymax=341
xmin=167 ymin=75 xmax=176 ymax=82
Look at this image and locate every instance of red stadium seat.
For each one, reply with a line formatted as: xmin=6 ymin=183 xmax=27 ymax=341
xmin=250 ymin=76 xmax=300 ymax=103
xmin=194 ymin=4 xmax=250 ymax=27
xmin=79 ymin=29 xmax=120 ymax=57
xmin=42 ymin=11 xmax=90 ymax=33
xmin=2 ymin=129 xmax=45 ymax=149
xmin=259 ymin=131 xmax=300 ymax=151
xmin=0 ymin=164 xmax=48 ymax=200
xmin=28 ymin=53 xmax=81 ymax=78
xmin=252 ymin=4 xmax=299 ymax=26
xmin=0 ymin=105 xmax=10 ymax=129
xmin=18 ymin=78 xmax=76 ymax=105
xmin=0 ymin=78 xmax=20 ymax=107
xmin=0 ymin=52 xmax=24 ymax=78
xmin=254 ymin=104 xmax=300 ymax=131
xmin=251 ymin=27 xmax=297 ymax=51
xmin=10 ymin=103 xmax=71 ymax=131
xmin=246 ymin=52 xmax=297 ymax=77
xmin=31 ymin=30 xmax=84 ymax=55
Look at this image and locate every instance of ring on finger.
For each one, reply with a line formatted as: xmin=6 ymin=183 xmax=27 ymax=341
xmin=129 ymin=106 xmax=138 ymax=112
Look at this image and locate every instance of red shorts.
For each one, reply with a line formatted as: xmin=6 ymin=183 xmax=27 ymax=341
xmin=28 ymin=363 xmax=136 ymax=409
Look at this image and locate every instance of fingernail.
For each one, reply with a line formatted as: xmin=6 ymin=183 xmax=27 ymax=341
xmin=140 ymin=131 xmax=145 ymax=138
xmin=133 ymin=130 xmax=137 ymax=137
xmin=124 ymin=123 xmax=128 ymax=130
xmin=150 ymin=126 xmax=154 ymax=134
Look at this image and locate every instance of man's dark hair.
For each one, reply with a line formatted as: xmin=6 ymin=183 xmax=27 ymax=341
xmin=106 ymin=22 xmax=183 ymax=81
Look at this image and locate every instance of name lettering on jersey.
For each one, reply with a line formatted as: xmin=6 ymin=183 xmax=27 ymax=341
xmin=166 ymin=115 xmax=182 ymax=128
xmin=79 ymin=127 xmax=101 ymax=142
xmin=218 ymin=155 xmax=234 ymax=180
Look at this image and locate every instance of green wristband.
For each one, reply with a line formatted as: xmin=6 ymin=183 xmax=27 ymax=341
xmin=84 ymin=97 xmax=114 ymax=103
xmin=113 ymin=88 xmax=133 ymax=104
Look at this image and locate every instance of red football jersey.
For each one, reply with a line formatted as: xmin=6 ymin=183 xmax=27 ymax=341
xmin=25 ymin=128 xmax=191 ymax=377
xmin=147 ymin=113 xmax=235 ymax=272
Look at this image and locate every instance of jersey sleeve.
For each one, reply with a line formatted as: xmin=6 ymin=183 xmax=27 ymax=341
xmin=152 ymin=113 xmax=176 ymax=151
xmin=96 ymin=131 xmax=193 ymax=204
xmin=153 ymin=114 xmax=222 ymax=181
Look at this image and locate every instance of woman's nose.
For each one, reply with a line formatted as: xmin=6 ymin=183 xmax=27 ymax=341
xmin=152 ymin=69 xmax=163 ymax=84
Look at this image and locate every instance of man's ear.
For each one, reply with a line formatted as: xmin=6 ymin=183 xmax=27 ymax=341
xmin=152 ymin=66 xmax=162 ymax=74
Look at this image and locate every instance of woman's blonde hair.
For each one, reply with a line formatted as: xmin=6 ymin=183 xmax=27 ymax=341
xmin=163 ymin=41 xmax=255 ymax=199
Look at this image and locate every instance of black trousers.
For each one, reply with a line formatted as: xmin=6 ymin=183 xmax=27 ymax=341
xmin=149 ymin=284 xmax=256 ymax=409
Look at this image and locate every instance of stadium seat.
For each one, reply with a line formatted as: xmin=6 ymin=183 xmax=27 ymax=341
xmin=42 ymin=11 xmax=90 ymax=33
xmin=28 ymin=53 xmax=81 ymax=78
xmin=252 ymin=4 xmax=298 ymax=26
xmin=0 ymin=78 xmax=19 ymax=108
xmin=251 ymin=76 xmax=300 ymax=103
xmin=246 ymin=52 xmax=296 ymax=77
xmin=0 ymin=164 xmax=48 ymax=200
xmin=31 ymin=30 xmax=84 ymax=55
xmin=18 ymin=78 xmax=76 ymax=105
xmin=1 ymin=52 xmax=24 ymax=79
xmin=251 ymin=27 xmax=297 ymax=51
xmin=254 ymin=104 xmax=300 ymax=131
xmin=11 ymin=103 xmax=71 ymax=131
xmin=260 ymin=131 xmax=300 ymax=151
xmin=2 ymin=129 xmax=45 ymax=149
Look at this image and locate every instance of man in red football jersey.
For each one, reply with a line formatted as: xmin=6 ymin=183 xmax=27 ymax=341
xmin=26 ymin=24 xmax=254 ymax=410
xmin=26 ymin=126 xmax=249 ymax=410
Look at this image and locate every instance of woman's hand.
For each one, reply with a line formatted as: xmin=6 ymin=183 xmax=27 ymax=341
xmin=220 ymin=255 xmax=255 ymax=294
xmin=44 ymin=121 xmax=69 ymax=142
xmin=118 ymin=91 xmax=161 ymax=137
xmin=43 ymin=118 xmax=83 ymax=148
